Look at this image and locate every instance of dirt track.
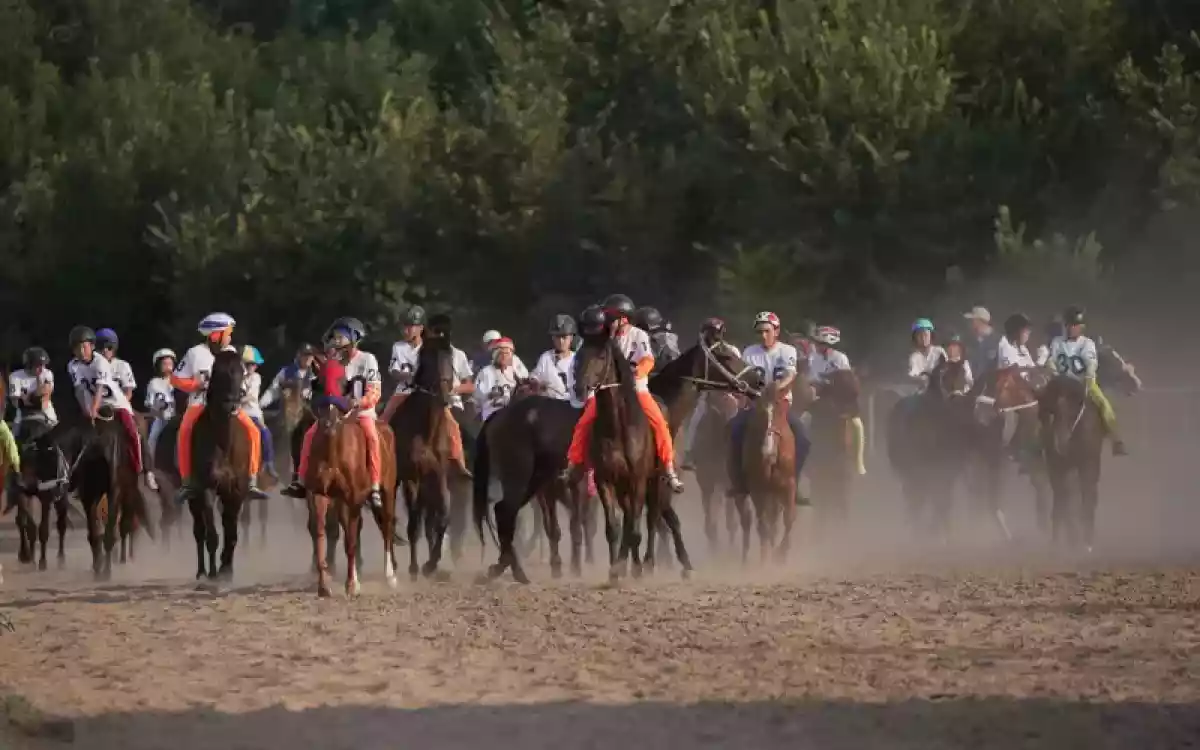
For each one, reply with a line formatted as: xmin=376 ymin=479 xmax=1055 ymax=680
xmin=2 ymin=499 xmax=1198 ymax=750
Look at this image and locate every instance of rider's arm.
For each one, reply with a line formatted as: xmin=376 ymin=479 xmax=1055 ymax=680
xmin=388 ymin=342 xmax=405 ymax=379
xmin=169 ymin=354 xmax=203 ymax=393
xmin=452 ymin=350 xmax=475 ymax=395
xmin=907 ymin=351 xmax=928 ymax=381
xmin=259 ymin=367 xmax=285 ymax=409
xmin=1082 ymin=339 xmax=1099 ymax=380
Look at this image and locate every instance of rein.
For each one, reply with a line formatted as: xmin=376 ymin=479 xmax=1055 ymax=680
xmin=680 ymin=337 xmax=762 ymax=397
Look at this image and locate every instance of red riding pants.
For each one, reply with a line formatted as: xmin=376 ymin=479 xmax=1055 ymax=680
xmin=177 ymin=403 xmax=262 ymax=480
xmin=114 ymin=408 xmax=143 ymax=475
xmin=566 ymin=390 xmax=674 ymax=467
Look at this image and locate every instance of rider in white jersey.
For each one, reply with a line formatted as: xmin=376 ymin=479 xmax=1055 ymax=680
xmin=380 ymin=306 xmax=426 ymax=423
xmin=96 ymin=329 xmax=136 ymax=403
xmin=907 ymin=318 xmax=946 ymax=392
xmin=997 ymin=313 xmax=1037 ymax=370
xmin=807 ymin=325 xmax=866 ymax=475
xmin=9 ymin=347 xmax=58 ymax=434
xmin=530 ymin=314 xmax=577 ymax=401
xmin=726 ymin=311 xmax=812 ymax=499
xmin=240 ymin=345 xmax=278 ymax=481
xmin=473 ymin=338 xmax=528 ymax=422
xmin=1045 ymin=306 xmax=1127 ymax=456
xmin=144 ymin=348 xmax=176 ymax=479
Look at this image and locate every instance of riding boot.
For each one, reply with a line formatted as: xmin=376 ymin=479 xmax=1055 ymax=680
xmin=281 ymin=474 xmax=307 ymax=499
xmin=664 ymin=463 xmax=685 ymax=493
xmin=248 ymin=475 xmax=268 ymax=500
xmin=368 ymin=485 xmax=383 ymax=510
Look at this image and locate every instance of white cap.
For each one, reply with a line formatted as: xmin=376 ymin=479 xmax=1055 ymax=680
xmin=482 ymin=329 xmax=502 ymax=345
xmin=962 ymin=306 xmax=991 ymax=323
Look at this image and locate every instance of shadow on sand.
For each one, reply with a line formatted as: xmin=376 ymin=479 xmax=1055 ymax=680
xmin=5 ymin=697 xmax=1198 ymax=750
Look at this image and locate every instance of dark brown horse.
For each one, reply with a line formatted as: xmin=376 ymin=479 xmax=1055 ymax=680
xmin=182 ymin=350 xmax=254 ymax=581
xmin=1040 ymin=376 xmax=1106 ymax=551
xmin=689 ymin=392 xmax=740 ymax=554
xmin=801 ymin=368 xmax=863 ymax=535
xmin=389 ymin=335 xmax=457 ymax=580
xmin=10 ymin=419 xmax=71 ymax=570
xmin=574 ymin=331 xmax=656 ymax=583
xmin=739 ymin=387 xmax=798 ymax=563
xmin=305 ymin=402 xmax=399 ymax=597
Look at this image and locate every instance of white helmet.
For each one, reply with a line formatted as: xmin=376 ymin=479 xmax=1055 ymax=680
xmin=152 ymin=348 xmax=177 ymax=366
xmin=753 ymin=311 xmax=781 ymax=330
xmin=813 ymin=325 xmax=841 ymax=345
xmin=482 ymin=329 xmax=502 ymax=347
xmin=198 ymin=312 xmax=236 ymax=336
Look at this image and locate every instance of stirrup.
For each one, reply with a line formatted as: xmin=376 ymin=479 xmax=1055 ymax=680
xmin=367 ymin=488 xmax=383 ymax=509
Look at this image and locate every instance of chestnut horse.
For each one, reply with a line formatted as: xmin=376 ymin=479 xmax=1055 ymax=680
xmin=737 ymin=387 xmax=797 ymax=563
xmin=802 ymin=369 xmax=863 ymax=535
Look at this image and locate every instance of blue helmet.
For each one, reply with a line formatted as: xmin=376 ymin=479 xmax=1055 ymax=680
xmin=96 ymin=328 xmax=119 ymax=348
xmin=911 ymin=318 xmax=934 ymax=334
xmin=325 ymin=316 xmax=366 ymax=346
xmin=241 ymin=345 xmax=264 ymax=365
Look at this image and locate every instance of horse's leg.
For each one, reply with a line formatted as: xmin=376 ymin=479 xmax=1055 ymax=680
xmin=660 ymin=503 xmax=693 ymax=579
xmin=447 ymin=478 xmax=469 ymax=566
xmin=541 ymin=491 xmax=563 ymax=579
xmin=239 ymin=501 xmax=250 ymax=549
xmin=422 ymin=473 xmax=451 ymax=579
xmin=733 ymin=493 xmax=752 ymax=565
xmin=310 ymin=493 xmax=332 ymax=597
xmin=642 ymin=482 xmax=659 ymax=576
xmin=597 ymin=485 xmax=621 ymax=582
xmin=777 ymin=478 xmax=797 ymax=564
xmin=342 ymin=500 xmax=361 ymax=596
xmin=37 ymin=493 xmax=51 ymax=571
xmin=404 ymin=480 xmax=421 ymax=580
xmin=203 ymin=494 xmax=219 ymax=579
xmin=190 ymin=495 xmax=207 ymax=579
xmin=584 ymin=491 xmax=598 ymax=565
xmin=218 ymin=495 xmax=240 ymax=581
xmin=119 ymin=496 xmax=136 ymax=564
xmin=102 ymin=493 xmax=120 ymax=580
xmin=1081 ymin=460 xmax=1100 ymax=552
xmin=725 ymin=489 xmax=739 ymax=551
xmin=15 ymin=500 xmax=32 ymax=564
xmin=258 ymin=496 xmax=268 ymax=549
xmin=750 ymin=491 xmax=771 ymax=565
xmin=1047 ymin=464 xmax=1070 ymax=549
xmin=55 ymin=497 xmax=68 ymax=569
xmin=374 ymin=489 xmax=397 ymax=589
xmin=564 ymin=485 xmax=584 ymax=578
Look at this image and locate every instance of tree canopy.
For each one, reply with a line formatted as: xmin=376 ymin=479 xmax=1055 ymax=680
xmin=1 ymin=0 xmax=1198 ymax=370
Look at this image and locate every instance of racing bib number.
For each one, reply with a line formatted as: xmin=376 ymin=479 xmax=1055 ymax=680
xmin=489 ymin=384 xmax=511 ymax=409
xmin=1055 ymin=353 xmax=1088 ymax=376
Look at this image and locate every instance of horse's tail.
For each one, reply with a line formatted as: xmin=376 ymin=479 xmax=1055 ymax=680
xmin=472 ymin=422 xmax=491 ymax=550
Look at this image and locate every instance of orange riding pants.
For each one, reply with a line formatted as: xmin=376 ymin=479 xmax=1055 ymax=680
xmin=177 ymin=403 xmax=262 ymax=480
xmin=387 ymin=393 xmax=464 ymax=461
xmin=298 ymin=412 xmax=381 ymax=485
xmin=566 ymin=390 xmax=673 ymax=467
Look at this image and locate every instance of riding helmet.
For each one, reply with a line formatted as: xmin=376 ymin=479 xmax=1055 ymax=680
xmin=198 ymin=312 xmax=236 ymax=336
xmin=911 ymin=318 xmax=934 ymax=334
xmin=578 ymin=305 xmax=607 ymax=336
xmin=242 ymin=345 xmax=265 ymax=365
xmin=549 ymin=314 xmax=577 ymax=336
xmin=601 ymin=294 xmax=635 ymax=319
xmin=635 ymin=306 xmax=665 ymax=332
xmin=754 ymin=311 xmax=781 ymax=330
xmin=326 ymin=316 xmax=367 ymax=345
xmin=96 ymin=328 xmax=119 ymax=349
xmin=296 ymin=342 xmax=317 ymax=357
xmin=1063 ymin=306 xmax=1086 ymax=326
xmin=22 ymin=347 xmax=49 ymax=370
xmin=68 ymin=325 xmax=96 ymax=349
xmin=152 ymin=348 xmax=177 ymax=368
xmin=404 ymin=305 xmax=426 ymax=326
xmin=1004 ymin=313 xmax=1032 ymax=339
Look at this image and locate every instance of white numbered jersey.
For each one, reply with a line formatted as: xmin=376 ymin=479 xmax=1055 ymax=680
xmin=743 ymin=343 xmax=799 ymax=401
xmin=532 ymin=350 xmax=574 ymax=400
xmin=1047 ymin=336 xmax=1097 ymax=380
xmin=342 ymin=350 xmax=382 ymax=400
xmin=111 ymin=357 xmax=136 ymax=393
xmin=908 ymin=346 xmax=946 ymax=380
xmin=68 ymin=355 xmax=132 ymax=413
xmin=449 ymin=346 xmax=474 ymax=410
xmin=240 ymin=370 xmax=263 ymax=419
xmin=144 ymin=376 xmax=176 ymax=422
xmin=389 ymin=340 xmax=421 ymax=395
xmin=807 ymin=348 xmax=852 ymax=383
xmin=474 ymin=364 xmax=523 ymax=421
xmin=997 ymin=337 xmax=1036 ymax=369
xmin=175 ymin=344 xmax=218 ymax=406
xmin=613 ymin=325 xmax=653 ymax=390
xmin=9 ymin=368 xmax=57 ymax=425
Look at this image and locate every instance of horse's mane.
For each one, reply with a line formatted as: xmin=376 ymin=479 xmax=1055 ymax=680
xmin=207 ymin=350 xmax=245 ymax=411
xmin=414 ymin=336 xmax=453 ymax=392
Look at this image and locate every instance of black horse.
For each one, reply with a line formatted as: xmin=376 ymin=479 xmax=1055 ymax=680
xmin=9 ymin=418 xmax=71 ymax=570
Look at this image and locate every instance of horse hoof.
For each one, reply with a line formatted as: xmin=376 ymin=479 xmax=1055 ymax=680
xmin=317 ymin=585 xmax=333 ymax=598
xmin=385 ymin=575 xmax=398 ymax=589
xmin=57 ymin=556 xmax=65 ymax=570
xmin=681 ymin=567 xmax=692 ymax=581
xmin=550 ymin=565 xmax=563 ymax=580
xmin=570 ymin=564 xmax=582 ymax=579
xmin=38 ymin=559 xmax=47 ymax=572
xmin=631 ymin=566 xmax=643 ymax=580
xmin=513 ymin=570 xmax=531 ymax=585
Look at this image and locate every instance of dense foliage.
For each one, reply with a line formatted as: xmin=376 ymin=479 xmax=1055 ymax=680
xmin=1 ymin=0 xmax=1198 ymax=369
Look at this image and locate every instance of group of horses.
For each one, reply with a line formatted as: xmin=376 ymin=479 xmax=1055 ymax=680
xmin=884 ymin=349 xmax=1141 ymax=550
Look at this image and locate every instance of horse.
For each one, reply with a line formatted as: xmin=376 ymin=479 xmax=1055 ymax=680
xmin=801 ymin=368 xmax=862 ymax=535
xmin=1040 ymin=376 xmax=1107 ymax=551
xmin=389 ymin=335 xmax=458 ymax=580
xmin=736 ymin=382 xmax=799 ymax=563
xmin=182 ymin=350 xmax=255 ymax=580
xmin=9 ymin=418 xmax=71 ymax=570
xmin=887 ymin=360 xmax=975 ymax=542
xmin=305 ymin=400 xmax=399 ymax=597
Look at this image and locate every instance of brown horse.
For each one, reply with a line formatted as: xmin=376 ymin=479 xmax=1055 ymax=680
xmin=10 ymin=420 xmax=71 ymax=570
xmin=689 ymin=392 xmax=739 ymax=554
xmin=1040 ymin=376 xmax=1106 ymax=551
xmin=801 ymin=369 xmax=863 ymax=535
xmin=305 ymin=402 xmax=399 ymax=597
xmin=574 ymin=331 xmax=656 ymax=583
xmin=739 ymin=388 xmax=797 ymax=563
xmin=389 ymin=335 xmax=457 ymax=580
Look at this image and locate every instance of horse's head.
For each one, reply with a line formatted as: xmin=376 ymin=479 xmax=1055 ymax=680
xmin=208 ymin=350 xmax=246 ymax=412
xmin=574 ymin=330 xmax=625 ymax=403
xmin=930 ymin=359 xmax=970 ymax=400
xmin=816 ymin=369 xmax=861 ymax=411
xmin=413 ymin=336 xmax=455 ymax=405
xmin=992 ymin=367 xmax=1042 ymax=412
xmin=1098 ymin=345 xmax=1141 ymax=396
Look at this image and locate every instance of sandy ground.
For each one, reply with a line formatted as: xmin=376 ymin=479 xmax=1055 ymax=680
xmin=2 ymin=447 xmax=1199 ymax=749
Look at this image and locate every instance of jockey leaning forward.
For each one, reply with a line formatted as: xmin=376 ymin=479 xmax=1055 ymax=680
xmin=530 ymin=314 xmax=577 ymax=401
xmin=240 ymin=345 xmax=278 ymax=482
xmin=67 ymin=325 xmax=155 ymax=488
xmin=170 ymin=313 xmax=265 ymax=501
xmin=726 ymin=311 xmax=812 ymax=499
xmin=285 ymin=317 xmax=386 ymax=508
xmin=563 ymin=294 xmax=684 ymax=493
xmin=1045 ymin=306 xmax=1128 ymax=456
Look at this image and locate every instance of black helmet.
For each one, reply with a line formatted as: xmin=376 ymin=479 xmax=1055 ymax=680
xmin=700 ymin=317 xmax=726 ymax=339
xmin=96 ymin=328 xmax=119 ymax=349
xmin=1004 ymin=313 xmax=1032 ymax=339
xmin=68 ymin=325 xmax=96 ymax=349
xmin=428 ymin=313 xmax=453 ymax=339
xmin=549 ymin=314 xmax=577 ymax=336
xmin=635 ymin=306 xmax=665 ymax=332
xmin=325 ymin=316 xmax=367 ymax=345
xmin=601 ymin=294 xmax=635 ymax=319
xmin=22 ymin=347 xmax=49 ymax=370
xmin=404 ymin=305 xmax=426 ymax=326
xmin=1063 ymin=306 xmax=1086 ymax=326
xmin=296 ymin=342 xmax=317 ymax=357
xmin=578 ymin=305 xmax=607 ymax=336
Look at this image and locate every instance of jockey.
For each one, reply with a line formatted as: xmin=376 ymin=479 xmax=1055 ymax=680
xmin=240 ymin=345 xmax=278 ymax=481
xmin=171 ymin=313 xmax=265 ymax=501
xmin=96 ymin=329 xmax=136 ymax=403
xmin=565 ymin=294 xmax=684 ymax=493
xmin=531 ymin=314 xmax=577 ymax=400
xmin=259 ymin=343 xmax=319 ymax=411
xmin=380 ymin=305 xmax=425 ymax=423
xmin=635 ymin=306 xmax=681 ymax=370
xmin=942 ymin=334 xmax=975 ymax=388
xmin=727 ymin=311 xmax=812 ymax=499
xmin=681 ymin=317 xmax=739 ymax=468
xmin=410 ymin=312 xmax=474 ymax=476
xmin=144 ymin=348 xmax=177 ymax=479
xmin=907 ymin=318 xmax=945 ymax=391
xmin=484 ymin=330 xmax=528 ymax=374
xmin=9 ymin=346 xmax=58 ymax=442
xmin=998 ymin=313 xmax=1037 ymax=370
xmin=67 ymin=325 xmax=154 ymax=488
xmin=474 ymin=329 xmax=502 ymax=373
xmin=473 ymin=337 xmax=527 ymax=422
xmin=1045 ymin=306 xmax=1127 ymax=456
xmin=286 ymin=317 xmax=386 ymax=507
xmin=807 ymin=324 xmax=866 ymax=475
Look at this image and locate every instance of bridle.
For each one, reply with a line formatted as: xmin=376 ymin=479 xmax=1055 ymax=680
xmin=681 ymin=336 xmax=762 ymax=398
